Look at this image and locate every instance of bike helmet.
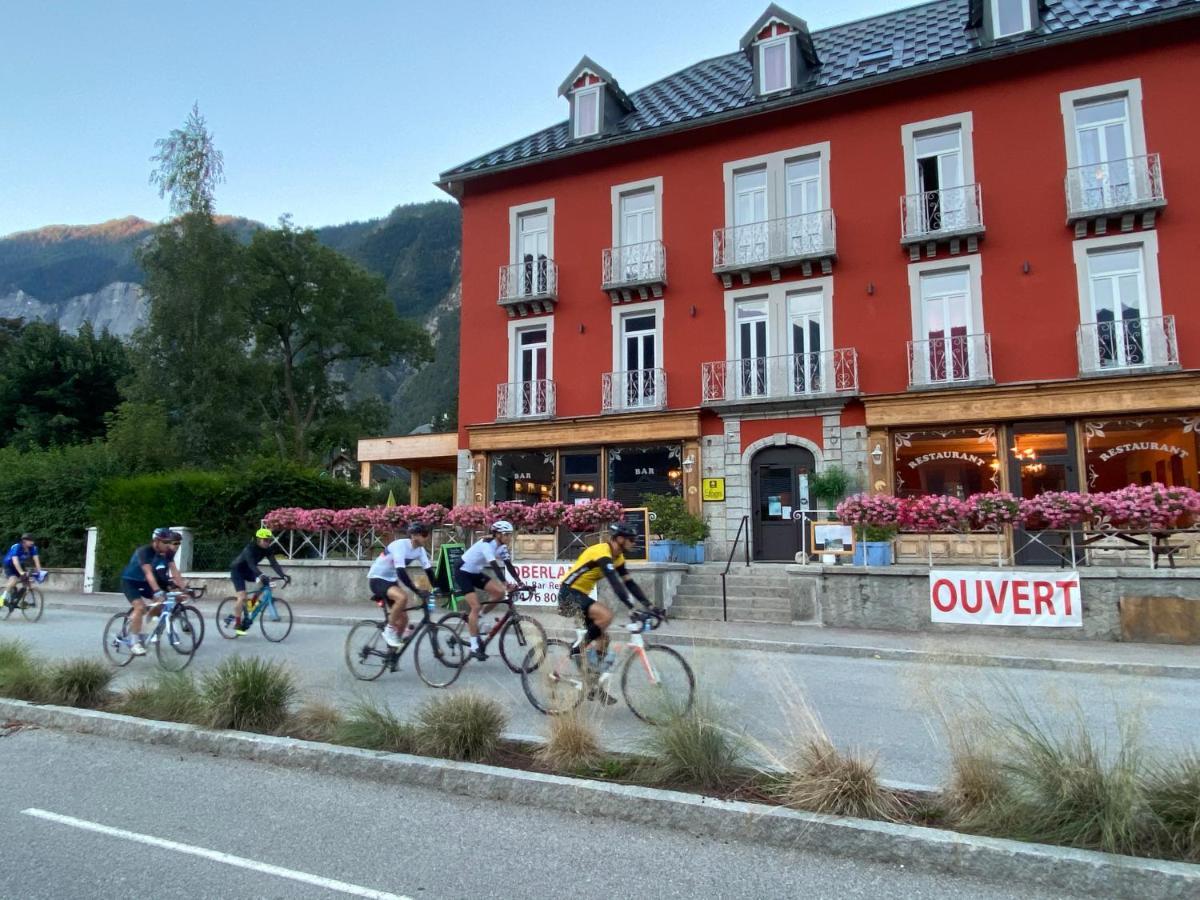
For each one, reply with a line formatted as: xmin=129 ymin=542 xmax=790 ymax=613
xmin=19 ymin=532 xmax=34 ymax=542
xmin=152 ymin=527 xmax=175 ymax=542
xmin=609 ymin=522 xmax=637 ymax=540
xmin=407 ymin=522 xmax=430 ymax=536
xmin=490 ymin=520 xmax=514 ymax=534
xmin=255 ymin=527 xmax=274 ymax=540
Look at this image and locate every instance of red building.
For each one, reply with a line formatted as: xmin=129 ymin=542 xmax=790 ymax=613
xmin=363 ymin=0 xmax=1200 ymax=562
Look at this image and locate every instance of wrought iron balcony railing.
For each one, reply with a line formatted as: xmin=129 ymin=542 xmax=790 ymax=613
xmin=907 ymin=333 xmax=992 ymax=388
xmin=498 ymin=257 xmax=558 ymax=306
xmin=496 ymin=379 xmax=555 ymax=420
xmin=601 ymin=240 xmax=666 ymax=293
xmin=1077 ymin=315 xmax=1178 ymax=375
xmin=1065 ymin=153 xmax=1165 ymax=220
xmin=701 ymin=348 xmax=858 ymax=403
xmin=602 ymin=368 xmax=667 ymax=412
xmin=712 ymin=209 xmax=836 ymax=273
xmin=900 ymin=183 xmax=984 ymax=243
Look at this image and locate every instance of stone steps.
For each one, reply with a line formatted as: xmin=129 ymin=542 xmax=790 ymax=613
xmin=676 ymin=579 xmax=794 ymax=598
xmin=668 ymin=604 xmax=793 ymax=624
xmin=669 ymin=593 xmax=792 ymax=611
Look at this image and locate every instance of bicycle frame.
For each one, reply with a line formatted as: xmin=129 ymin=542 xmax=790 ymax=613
xmin=241 ymin=582 xmax=281 ymax=627
xmin=359 ymin=598 xmax=438 ymax=672
xmin=118 ymin=593 xmax=190 ymax=648
xmin=570 ymin=628 xmax=662 ymax=682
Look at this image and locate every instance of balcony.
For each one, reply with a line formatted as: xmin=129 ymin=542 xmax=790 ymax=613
xmin=907 ymin=333 xmax=993 ymax=389
xmin=1077 ymin=315 xmax=1179 ymax=377
xmin=900 ymin=184 xmax=984 ymax=259
xmin=1065 ymin=153 xmax=1165 ymax=236
xmin=701 ymin=349 xmax=858 ymax=406
xmin=498 ymin=258 xmax=558 ymax=317
xmin=602 ymin=368 xmax=667 ymax=413
xmin=712 ymin=210 xmax=836 ymax=287
xmin=602 ymin=240 xmax=666 ymax=302
xmin=496 ymin=380 xmax=555 ymax=421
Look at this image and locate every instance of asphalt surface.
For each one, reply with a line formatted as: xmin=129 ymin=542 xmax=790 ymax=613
xmin=0 ymin=727 xmax=1086 ymax=900
xmin=4 ymin=608 xmax=1197 ymax=785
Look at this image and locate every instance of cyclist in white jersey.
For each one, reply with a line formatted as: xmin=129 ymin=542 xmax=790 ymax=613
xmin=367 ymin=523 xmax=437 ymax=647
xmin=455 ymin=520 xmax=522 ymax=660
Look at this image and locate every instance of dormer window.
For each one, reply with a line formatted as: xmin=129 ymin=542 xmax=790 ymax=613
xmin=574 ymin=86 xmax=600 ymax=138
xmin=967 ymin=0 xmax=1042 ymax=42
xmin=740 ymin=5 xmax=820 ymax=100
xmin=558 ymin=56 xmax=635 ymax=141
xmin=992 ymin=0 xmax=1031 ymax=38
xmin=759 ymin=36 xmax=791 ymax=93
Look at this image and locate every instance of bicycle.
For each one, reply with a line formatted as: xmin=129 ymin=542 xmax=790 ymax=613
xmin=101 ymin=586 xmax=207 ymax=672
xmin=343 ymin=591 xmax=466 ymax=688
xmin=437 ymin=585 xmax=547 ymax=673
xmin=521 ymin=607 xmax=694 ymax=725
xmin=215 ymin=576 xmax=294 ymax=642
xmin=2 ymin=571 xmax=48 ymax=623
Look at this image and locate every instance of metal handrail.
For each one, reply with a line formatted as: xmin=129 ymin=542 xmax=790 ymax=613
xmin=720 ymin=515 xmax=750 ymax=623
xmin=1065 ymin=153 xmax=1164 ymax=219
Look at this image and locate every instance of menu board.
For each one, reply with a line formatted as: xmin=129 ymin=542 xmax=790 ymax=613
xmin=434 ymin=542 xmax=466 ymax=597
xmin=620 ymin=507 xmax=649 ymax=560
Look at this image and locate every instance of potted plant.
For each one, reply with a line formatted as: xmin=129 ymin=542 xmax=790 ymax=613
xmin=837 ymin=494 xmax=901 ymax=566
xmin=643 ymin=494 xmax=709 ymax=564
xmin=807 ymin=465 xmax=853 ymax=513
xmin=852 ymin=524 xmax=897 ymax=565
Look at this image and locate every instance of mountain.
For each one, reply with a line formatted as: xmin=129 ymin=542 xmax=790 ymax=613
xmin=0 ymin=202 xmax=462 ymax=434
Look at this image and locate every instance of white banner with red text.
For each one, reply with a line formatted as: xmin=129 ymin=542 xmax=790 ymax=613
xmin=929 ymin=570 xmax=1082 ymax=627
xmin=512 ymin=561 xmax=595 ymax=606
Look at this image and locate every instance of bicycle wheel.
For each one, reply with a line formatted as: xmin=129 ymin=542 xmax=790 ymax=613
xmin=520 ymin=638 xmax=585 ymax=716
xmin=620 ymin=644 xmax=695 ymax=725
xmin=155 ymin=612 xmax=198 ymax=672
xmin=102 ymin=611 xmax=136 ymax=667
xmin=497 ymin=614 xmax=547 ymax=674
xmin=179 ymin=603 xmax=204 ymax=647
xmin=413 ymin=623 xmax=466 ymax=688
xmin=435 ymin=612 xmax=471 ymax=667
xmin=344 ymin=620 xmax=389 ymax=681
xmin=215 ymin=597 xmax=241 ymax=639
xmin=259 ymin=598 xmax=293 ymax=643
xmin=18 ymin=587 xmax=44 ymax=623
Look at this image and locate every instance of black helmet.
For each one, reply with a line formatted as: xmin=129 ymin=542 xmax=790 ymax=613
xmin=407 ymin=522 xmax=429 ymax=536
xmin=20 ymin=532 xmax=34 ymax=542
xmin=152 ymin=527 xmax=175 ymax=542
xmin=609 ymin=522 xmax=637 ymax=540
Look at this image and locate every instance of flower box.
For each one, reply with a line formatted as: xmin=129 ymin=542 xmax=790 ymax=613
xmin=649 ymin=540 xmax=705 ymax=564
xmin=852 ymin=541 xmax=894 ymax=566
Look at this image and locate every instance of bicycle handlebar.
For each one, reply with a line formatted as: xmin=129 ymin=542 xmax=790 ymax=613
xmin=628 ymin=606 xmax=668 ymax=632
xmin=508 ymin=584 xmax=536 ymax=603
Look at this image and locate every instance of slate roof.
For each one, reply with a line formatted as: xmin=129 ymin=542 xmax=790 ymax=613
xmin=439 ymin=0 xmax=1199 ymax=185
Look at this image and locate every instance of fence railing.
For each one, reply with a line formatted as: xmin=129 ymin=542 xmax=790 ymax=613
xmin=701 ymin=348 xmax=858 ymax=402
xmin=713 ymin=209 xmax=836 ymax=270
xmin=498 ymin=257 xmax=558 ymax=303
xmin=602 ymin=367 xmax=667 ymax=412
xmin=602 ymin=240 xmax=666 ymax=289
xmin=907 ymin=333 xmax=992 ymax=388
xmin=496 ymin=379 xmax=556 ymax=420
xmin=1065 ymin=153 xmax=1164 ymax=219
xmin=900 ymin=183 xmax=983 ymax=241
xmin=1077 ymin=314 xmax=1178 ymax=375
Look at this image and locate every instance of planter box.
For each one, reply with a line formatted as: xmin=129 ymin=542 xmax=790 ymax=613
xmin=893 ymin=532 xmax=1005 ymax=565
xmin=649 ymin=540 xmax=705 ymax=564
xmin=852 ymin=541 xmax=894 ymax=566
xmin=513 ymin=533 xmax=557 ymax=560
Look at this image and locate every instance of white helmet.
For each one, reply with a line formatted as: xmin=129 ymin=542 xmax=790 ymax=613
xmin=490 ymin=520 xmax=514 ymax=534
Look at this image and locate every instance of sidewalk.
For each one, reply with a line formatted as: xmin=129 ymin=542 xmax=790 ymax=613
xmin=42 ymin=590 xmax=1200 ymax=679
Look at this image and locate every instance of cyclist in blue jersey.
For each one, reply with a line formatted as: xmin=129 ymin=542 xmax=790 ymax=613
xmin=120 ymin=528 xmax=185 ymax=655
xmin=1 ymin=533 xmax=44 ymax=607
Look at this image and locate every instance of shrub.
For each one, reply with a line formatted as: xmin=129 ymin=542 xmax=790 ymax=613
xmin=639 ymin=701 xmax=745 ymax=790
xmin=200 ymin=657 xmax=297 ymax=734
xmin=45 ymin=658 xmax=114 ymax=708
xmin=642 ymin=493 xmax=707 ymax=544
xmin=333 ymin=698 xmax=414 ymax=752
xmin=0 ymin=639 xmax=49 ymax=702
xmin=1145 ymin=753 xmax=1200 ymax=862
xmin=534 ymin=710 xmax=602 ymax=773
xmin=782 ymin=737 xmax=908 ymax=822
xmin=808 ymin=466 xmax=854 ymax=510
xmin=414 ymin=692 xmax=507 ymax=762
xmin=286 ymin=700 xmax=346 ymax=744
xmin=112 ymin=673 xmax=206 ymax=724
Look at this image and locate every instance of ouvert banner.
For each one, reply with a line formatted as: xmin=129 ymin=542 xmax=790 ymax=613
xmin=929 ymin=570 xmax=1082 ymax=627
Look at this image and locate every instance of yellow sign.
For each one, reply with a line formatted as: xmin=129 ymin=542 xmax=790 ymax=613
xmin=702 ymin=478 xmax=725 ymax=502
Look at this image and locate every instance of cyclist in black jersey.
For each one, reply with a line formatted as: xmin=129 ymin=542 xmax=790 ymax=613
xmin=230 ymin=528 xmax=287 ymax=633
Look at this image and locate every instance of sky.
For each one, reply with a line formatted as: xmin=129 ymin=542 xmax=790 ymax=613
xmin=0 ymin=0 xmax=914 ymax=236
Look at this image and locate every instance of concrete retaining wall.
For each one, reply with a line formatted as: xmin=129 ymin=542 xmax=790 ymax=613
xmin=44 ymin=568 xmax=84 ymax=593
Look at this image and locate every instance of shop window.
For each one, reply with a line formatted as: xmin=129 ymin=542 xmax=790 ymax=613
xmin=606 ymin=445 xmax=683 ymax=506
xmin=1084 ymin=415 xmax=1200 ymax=492
xmin=893 ymin=427 xmax=1000 ymax=499
xmin=489 ymin=451 xmax=555 ymax=504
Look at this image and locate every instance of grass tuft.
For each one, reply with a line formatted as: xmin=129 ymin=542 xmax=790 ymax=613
xmin=200 ymin=656 xmax=297 ymax=734
xmin=112 ymin=673 xmax=206 ymax=724
xmin=782 ymin=737 xmax=908 ymax=821
xmin=0 ymin=639 xmax=50 ymax=702
xmin=1144 ymin=752 xmax=1200 ymax=862
xmin=286 ymin=700 xmax=345 ymax=744
xmin=639 ymin=700 xmax=745 ymax=790
xmin=334 ymin=698 xmax=414 ymax=753
xmin=45 ymin=658 xmax=114 ymax=708
xmin=414 ymin=692 xmax=507 ymax=762
xmin=534 ymin=709 xmax=602 ymax=773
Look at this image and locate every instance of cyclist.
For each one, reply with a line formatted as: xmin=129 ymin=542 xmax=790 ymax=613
xmin=230 ymin=527 xmax=288 ymax=635
xmin=367 ymin=522 xmax=437 ymax=648
xmin=120 ymin=528 xmax=185 ymax=655
xmin=454 ymin=520 xmax=522 ymax=660
xmin=1 ymin=533 xmax=45 ymax=607
xmin=557 ymin=522 xmax=654 ymax=704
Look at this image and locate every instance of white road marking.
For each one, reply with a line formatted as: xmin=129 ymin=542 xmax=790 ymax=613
xmin=21 ymin=808 xmax=411 ymax=900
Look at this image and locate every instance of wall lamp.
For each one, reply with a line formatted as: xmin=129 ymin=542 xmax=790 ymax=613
xmin=870 ymin=443 xmax=884 ymax=466
xmin=682 ymin=454 xmax=696 ymax=474
xmin=867 ymin=282 xmax=875 ymax=295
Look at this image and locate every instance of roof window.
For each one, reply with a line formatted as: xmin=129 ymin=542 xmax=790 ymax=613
xmin=740 ymin=4 xmax=821 ymax=99
xmin=558 ymin=56 xmax=635 ymax=141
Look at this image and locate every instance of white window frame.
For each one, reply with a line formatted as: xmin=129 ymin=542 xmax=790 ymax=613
xmin=757 ymin=35 xmax=792 ymax=94
xmin=1059 ymin=79 xmax=1146 ymax=170
xmin=722 ymin=276 xmax=834 ymax=361
xmin=508 ymin=199 xmax=555 ymax=266
xmin=609 ymin=176 xmax=664 ymax=248
xmin=906 ymin=255 xmax=985 ymax=345
xmin=722 ymin=141 xmax=832 ymax=229
xmin=507 ymin=314 xmax=555 ymax=386
xmin=900 ymin=112 xmax=976 ymax=197
xmin=610 ymin=298 xmax=665 ymax=376
xmin=573 ymin=85 xmax=601 ymax=139
xmin=1071 ymin=231 xmax=1162 ymax=325
xmin=991 ymin=0 xmax=1031 ymax=38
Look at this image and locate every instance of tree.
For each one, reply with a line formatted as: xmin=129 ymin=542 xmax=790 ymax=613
xmin=240 ymin=221 xmax=432 ymax=462
xmin=148 ymin=103 xmax=225 ymax=217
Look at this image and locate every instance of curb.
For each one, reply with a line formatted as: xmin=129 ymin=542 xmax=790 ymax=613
xmin=2 ymin=698 xmax=1197 ymax=899
xmin=44 ymin=598 xmax=1200 ymax=680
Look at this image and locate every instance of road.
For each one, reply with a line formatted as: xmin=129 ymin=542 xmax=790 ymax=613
xmin=0 ymin=727 xmax=1085 ymax=900
xmin=4 ymin=608 xmax=1198 ymax=785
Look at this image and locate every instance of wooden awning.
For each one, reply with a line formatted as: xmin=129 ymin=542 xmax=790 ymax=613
xmin=356 ymin=432 xmax=459 ymax=472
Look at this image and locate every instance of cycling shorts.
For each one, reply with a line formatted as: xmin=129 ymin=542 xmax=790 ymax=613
xmin=3 ymin=563 xmax=21 ymax=578
xmin=454 ymin=565 xmax=492 ymax=596
xmin=230 ymin=562 xmax=262 ymax=593
xmin=121 ymin=579 xmax=156 ymax=603
xmin=557 ymin=586 xmax=594 ymax=619
xmin=369 ymin=577 xmax=397 ymax=601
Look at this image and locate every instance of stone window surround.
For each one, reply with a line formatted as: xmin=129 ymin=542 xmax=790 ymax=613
xmin=1058 ymin=78 xmax=1147 ymax=171
xmin=722 ymin=276 xmax=835 ymax=362
xmin=906 ymin=254 xmax=986 ymax=341
xmin=507 ymin=198 xmax=556 ymax=266
xmin=721 ymin=140 xmax=832 ymax=227
xmin=506 ymin=313 xmax=555 ymax=386
xmin=610 ymin=297 xmax=665 ymax=375
xmin=900 ymin=111 xmax=976 ymax=197
xmin=1070 ymin=229 xmax=1163 ymax=324
xmin=609 ymin=176 xmax=664 ymax=247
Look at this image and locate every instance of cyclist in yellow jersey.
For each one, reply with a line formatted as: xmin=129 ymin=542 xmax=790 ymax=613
xmin=558 ymin=522 xmax=655 ymax=703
